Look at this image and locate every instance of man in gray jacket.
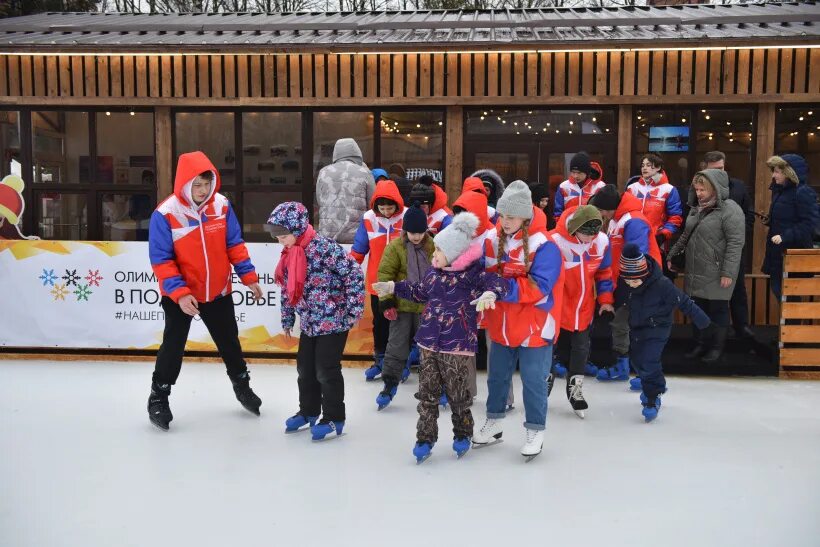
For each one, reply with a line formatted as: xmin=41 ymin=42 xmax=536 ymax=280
xmin=668 ymin=169 xmax=745 ymax=364
xmin=316 ymin=138 xmax=375 ymax=244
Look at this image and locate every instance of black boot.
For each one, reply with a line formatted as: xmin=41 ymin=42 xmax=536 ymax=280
xmin=147 ymin=382 xmax=173 ymax=431
xmin=735 ymin=325 xmax=756 ymax=340
xmin=701 ymin=326 xmax=728 ymax=364
xmin=230 ymin=371 xmax=262 ymax=416
xmin=685 ymin=326 xmax=707 ymax=360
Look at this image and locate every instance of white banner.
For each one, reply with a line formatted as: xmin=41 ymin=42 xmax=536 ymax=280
xmin=0 ymin=240 xmax=374 ymax=354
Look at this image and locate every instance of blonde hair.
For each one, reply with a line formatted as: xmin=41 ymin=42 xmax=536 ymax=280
xmin=496 ymin=220 xmax=531 ymax=272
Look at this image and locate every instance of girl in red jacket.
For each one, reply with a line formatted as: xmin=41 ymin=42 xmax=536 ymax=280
xmin=350 ymin=180 xmax=406 ymax=381
xmin=472 ymin=181 xmax=565 ymax=461
xmin=548 ymin=205 xmax=614 ymax=418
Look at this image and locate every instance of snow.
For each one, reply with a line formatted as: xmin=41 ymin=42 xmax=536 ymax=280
xmin=1 ymin=359 xmax=819 ymax=547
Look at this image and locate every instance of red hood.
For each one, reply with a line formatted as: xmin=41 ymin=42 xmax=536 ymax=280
xmin=642 ymin=170 xmax=670 ymax=187
xmin=462 ymin=176 xmax=489 ymax=196
xmin=453 ymin=191 xmax=492 ymax=237
xmin=174 ymin=151 xmax=220 ymax=208
xmin=370 ymin=179 xmax=405 ymax=216
xmin=615 ymin=191 xmax=644 ymax=220
xmin=431 ymin=184 xmax=451 ymax=214
xmin=553 ymin=206 xmax=580 ymax=241
xmin=588 ymin=161 xmax=604 ymax=184
xmin=529 ymin=205 xmax=547 ymax=233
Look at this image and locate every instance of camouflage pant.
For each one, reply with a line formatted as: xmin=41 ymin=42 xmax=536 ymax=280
xmin=416 ymin=349 xmax=474 ymax=443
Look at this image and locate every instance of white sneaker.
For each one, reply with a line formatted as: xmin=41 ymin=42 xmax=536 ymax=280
xmin=472 ymin=418 xmax=503 ymax=445
xmin=521 ymin=428 xmax=544 ymax=457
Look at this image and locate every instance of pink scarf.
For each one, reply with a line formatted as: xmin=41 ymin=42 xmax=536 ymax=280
xmin=274 ymin=225 xmax=316 ymax=306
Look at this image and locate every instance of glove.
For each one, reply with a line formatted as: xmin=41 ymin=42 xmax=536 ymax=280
xmin=383 ymin=308 xmax=398 ymax=321
xmin=470 ymin=291 xmax=497 ymax=313
xmin=599 ymin=309 xmax=615 ymax=324
xmin=655 ymin=232 xmax=667 ymax=249
xmin=371 ymin=281 xmax=395 ymax=297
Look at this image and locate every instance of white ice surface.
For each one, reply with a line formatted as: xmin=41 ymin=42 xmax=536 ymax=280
xmin=1 ymin=360 xmax=819 ymax=547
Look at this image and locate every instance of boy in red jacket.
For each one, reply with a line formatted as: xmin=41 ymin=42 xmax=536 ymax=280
xmin=548 ymin=205 xmax=614 ymax=418
xmin=147 ymin=151 xmax=263 ymax=431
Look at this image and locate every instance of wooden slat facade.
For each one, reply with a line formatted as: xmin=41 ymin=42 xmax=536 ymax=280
xmin=779 ymin=250 xmax=820 ymax=379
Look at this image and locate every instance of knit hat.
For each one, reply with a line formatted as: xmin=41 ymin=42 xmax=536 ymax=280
xmin=434 ymin=212 xmax=478 ymax=264
xmin=403 ymin=204 xmax=428 ymax=234
xmin=266 ymin=201 xmax=309 ymax=237
xmin=495 ymin=180 xmax=533 ymax=220
xmin=409 ymin=183 xmax=435 ymax=206
xmin=589 ymin=184 xmax=621 ymax=212
xmin=620 ymin=243 xmax=649 ymax=280
xmin=570 ymin=152 xmax=592 ymax=175
xmin=0 ymin=175 xmax=25 ymax=225
xmin=567 ymin=205 xmax=603 ymax=236
xmin=528 ymin=182 xmax=549 ymax=205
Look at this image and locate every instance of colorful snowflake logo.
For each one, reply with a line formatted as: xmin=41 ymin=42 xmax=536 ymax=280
xmin=62 ymin=269 xmax=80 ymax=287
xmin=39 ymin=268 xmax=57 ymax=286
xmin=74 ymin=284 xmax=92 ymax=302
xmin=51 ymin=283 xmax=69 ymax=301
xmin=85 ymin=269 xmax=104 ymax=287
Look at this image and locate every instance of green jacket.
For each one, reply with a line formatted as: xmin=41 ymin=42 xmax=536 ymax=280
xmin=377 ymin=234 xmax=435 ymax=314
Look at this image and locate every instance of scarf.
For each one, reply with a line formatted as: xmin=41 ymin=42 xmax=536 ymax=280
xmin=274 ymin=225 xmax=316 ymax=306
xmin=697 ymin=195 xmax=717 ymax=212
xmin=405 ymin=239 xmax=430 ymax=284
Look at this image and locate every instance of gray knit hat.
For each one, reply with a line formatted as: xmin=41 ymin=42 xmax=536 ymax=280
xmin=495 ymin=180 xmax=533 ymax=220
xmin=434 ymin=212 xmax=479 ymax=264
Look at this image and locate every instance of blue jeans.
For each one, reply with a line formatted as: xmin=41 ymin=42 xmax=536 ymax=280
xmin=487 ymin=342 xmax=551 ymax=430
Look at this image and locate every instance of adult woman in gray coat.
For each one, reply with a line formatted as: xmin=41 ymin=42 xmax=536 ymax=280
xmin=668 ymin=169 xmax=745 ymax=364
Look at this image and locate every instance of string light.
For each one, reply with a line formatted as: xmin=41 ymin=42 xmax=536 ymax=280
xmin=705 ymin=115 xmax=711 ymax=120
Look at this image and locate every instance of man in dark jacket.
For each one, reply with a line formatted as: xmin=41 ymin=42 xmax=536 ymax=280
xmin=704 ymin=151 xmax=755 ymax=340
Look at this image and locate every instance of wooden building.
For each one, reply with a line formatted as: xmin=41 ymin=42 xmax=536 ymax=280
xmin=0 ymin=3 xmax=818 ymax=326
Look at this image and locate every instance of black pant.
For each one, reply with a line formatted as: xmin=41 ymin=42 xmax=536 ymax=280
xmin=475 ymin=329 xmax=488 ymax=371
xmin=371 ymin=294 xmax=389 ymax=356
xmin=297 ymin=330 xmax=349 ymax=422
xmin=730 ymin=261 xmax=750 ymax=330
xmin=152 ymin=295 xmax=248 ymax=386
xmin=692 ymin=297 xmax=730 ymax=328
xmin=555 ymin=327 xmax=592 ymax=377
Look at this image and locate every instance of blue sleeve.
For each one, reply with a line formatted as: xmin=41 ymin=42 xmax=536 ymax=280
xmin=623 ymin=218 xmax=651 ymax=255
xmin=553 ymin=188 xmax=565 ymax=219
xmin=595 ymin=244 xmax=614 ymax=297
xmin=662 ymin=187 xmax=684 ymax=235
xmin=667 ymin=281 xmax=711 ymax=329
xmin=395 ymin=270 xmax=433 ymax=304
xmin=502 ymin=241 xmax=562 ymax=305
xmin=350 ymin=219 xmax=370 ymax=258
xmin=782 ymin=186 xmax=820 ymax=247
xmin=225 ymin=203 xmax=255 ymax=278
xmin=439 ymin=215 xmax=452 ymax=232
xmin=148 ymin=211 xmax=187 ymax=296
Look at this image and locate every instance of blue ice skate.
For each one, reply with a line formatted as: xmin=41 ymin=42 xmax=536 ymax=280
xmin=584 ymin=362 xmax=599 ymax=376
xmin=284 ymin=413 xmax=318 ymax=433
xmin=311 ymin=420 xmax=345 ymax=441
xmin=629 ymin=376 xmax=642 ymax=391
xmin=552 ymin=361 xmax=568 ymax=378
xmin=364 ymin=353 xmax=384 ymax=381
xmin=413 ymin=441 xmax=434 ymax=464
xmin=453 ymin=437 xmax=470 ymax=459
xmin=376 ymin=384 xmax=398 ymax=411
xmin=596 ymin=356 xmax=629 ymax=382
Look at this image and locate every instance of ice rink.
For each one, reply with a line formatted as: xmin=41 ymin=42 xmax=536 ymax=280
xmin=2 ymin=359 xmax=819 ymax=547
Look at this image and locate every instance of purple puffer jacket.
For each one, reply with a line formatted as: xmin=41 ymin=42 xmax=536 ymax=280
xmin=395 ymin=242 xmax=507 ymax=354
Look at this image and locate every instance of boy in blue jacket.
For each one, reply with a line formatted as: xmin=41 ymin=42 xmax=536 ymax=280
xmin=617 ymin=243 xmax=713 ymax=422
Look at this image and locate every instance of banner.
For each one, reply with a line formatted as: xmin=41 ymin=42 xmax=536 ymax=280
xmin=0 ymin=240 xmax=374 ymax=355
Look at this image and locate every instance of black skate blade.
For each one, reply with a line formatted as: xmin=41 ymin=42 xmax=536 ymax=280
xmin=523 ymin=452 xmax=541 ymax=463
xmin=573 ymin=409 xmax=586 ymax=419
xmin=311 ymin=432 xmax=346 ymax=443
xmin=377 ymin=404 xmax=389 ymax=411
xmin=240 ymin=404 xmax=261 ymax=416
xmin=472 ymin=438 xmax=503 ymax=449
xmin=285 ymin=426 xmax=309 ymax=434
xmin=416 ymin=453 xmax=432 ymax=465
xmin=456 ymin=450 xmax=469 ymax=459
xmin=149 ymin=417 xmax=169 ymax=431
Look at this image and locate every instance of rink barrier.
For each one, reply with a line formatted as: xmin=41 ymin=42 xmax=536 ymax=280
xmin=779 ymin=249 xmax=820 ymax=379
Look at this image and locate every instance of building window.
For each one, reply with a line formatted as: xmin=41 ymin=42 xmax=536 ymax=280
xmin=695 ymin=107 xmax=755 ymax=200
xmin=97 ymin=112 xmax=155 ymax=186
xmin=242 ymin=112 xmax=301 ymax=187
xmin=775 ymin=105 xmax=820 ymax=195
xmin=37 ymin=192 xmax=88 ymax=240
xmin=466 ymin=108 xmax=615 ymax=137
xmin=32 ymin=111 xmax=90 ymax=185
xmin=0 ymin=111 xmax=21 ymax=177
xmin=101 ymin=192 xmax=154 ymax=241
xmin=175 ymin=112 xmax=236 ymax=185
xmin=380 ymin=111 xmax=444 ymax=183
xmin=633 ymin=108 xmax=691 ymax=188
xmin=313 ymin=111 xmax=374 ymax=180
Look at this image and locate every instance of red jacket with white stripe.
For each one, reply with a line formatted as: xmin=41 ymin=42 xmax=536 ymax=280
xmin=548 ymin=208 xmax=614 ymax=332
xmin=608 ymin=192 xmax=662 ymax=284
xmin=625 ymin=170 xmax=684 ymax=241
xmin=149 ymin=151 xmax=258 ymax=304
xmin=483 ymin=206 xmax=565 ymax=348
xmin=351 ymin=180 xmax=406 ymax=296
xmin=553 ymin=162 xmax=607 ymax=221
xmin=427 ymin=184 xmax=452 ymax=235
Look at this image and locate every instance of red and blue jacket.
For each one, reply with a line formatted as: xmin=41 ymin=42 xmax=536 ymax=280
xmin=553 ymin=161 xmax=607 ymax=221
xmin=427 ymin=184 xmax=453 ymax=235
xmin=548 ymin=207 xmax=614 ymax=332
xmin=351 ymin=180 xmax=406 ymax=296
xmin=607 ymin=192 xmax=662 ymax=284
xmin=625 ymin=170 xmax=683 ymax=242
xmin=149 ymin=151 xmax=257 ymax=304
